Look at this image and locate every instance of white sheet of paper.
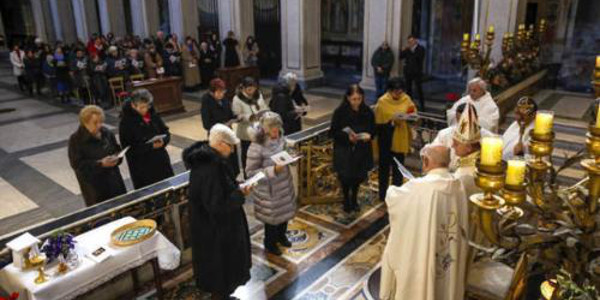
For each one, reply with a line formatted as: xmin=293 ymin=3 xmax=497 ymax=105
xmin=295 ymin=105 xmax=310 ymax=113
xmin=146 ymin=134 xmax=167 ymax=144
xmin=240 ymin=171 xmax=266 ymax=189
xmin=85 ymin=246 xmax=113 ymax=264
xmin=270 ymin=151 xmax=301 ymax=166
xmin=342 ymin=126 xmax=356 ymax=136
xmin=116 ymin=146 xmax=130 ymax=159
xmin=393 ymin=157 xmax=415 ymax=180
xmin=356 ymin=133 xmax=371 ymax=141
xmin=156 ymin=67 xmax=165 ymax=74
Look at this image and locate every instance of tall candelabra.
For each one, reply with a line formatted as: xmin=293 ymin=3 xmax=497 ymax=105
xmin=593 ymin=56 xmax=600 ymax=98
xmin=461 ymin=26 xmax=495 ymax=78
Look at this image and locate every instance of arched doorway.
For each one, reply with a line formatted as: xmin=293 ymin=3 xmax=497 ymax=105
xmin=253 ymin=0 xmax=282 ymax=78
xmin=321 ymin=0 xmax=364 ymax=87
xmin=0 ymin=0 xmax=35 ymax=47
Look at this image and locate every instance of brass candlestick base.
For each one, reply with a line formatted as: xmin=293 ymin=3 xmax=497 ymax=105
xmin=34 ymin=267 xmax=47 ymax=284
xmin=583 ymin=125 xmax=600 ymax=213
xmin=500 ymin=184 xmax=527 ymax=219
xmin=592 ymin=80 xmax=600 ymax=98
xmin=470 ymin=161 xmax=507 ymax=246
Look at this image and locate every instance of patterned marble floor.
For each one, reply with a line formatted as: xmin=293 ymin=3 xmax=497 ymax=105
xmin=0 ymin=58 xmax=596 ymax=299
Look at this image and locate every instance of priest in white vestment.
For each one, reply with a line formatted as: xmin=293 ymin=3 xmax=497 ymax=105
xmin=433 ymin=102 xmax=492 ymax=169
xmin=446 ymin=77 xmax=500 ymax=133
xmin=502 ymin=96 xmax=537 ymax=160
xmin=380 ymin=144 xmax=469 ymax=300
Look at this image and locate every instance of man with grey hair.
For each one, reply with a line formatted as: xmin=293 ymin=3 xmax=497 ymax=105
xmin=446 ymin=77 xmax=499 ymax=133
xmin=380 ymin=143 xmax=468 ymax=300
xmin=182 ymin=123 xmax=253 ymax=300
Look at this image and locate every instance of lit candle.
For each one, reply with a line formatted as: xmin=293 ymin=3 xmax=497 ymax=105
xmin=463 ymin=33 xmax=470 ymax=41
xmin=475 ymin=34 xmax=481 ymax=40
xmin=533 ymin=110 xmax=554 ymax=135
xmin=596 ymin=106 xmax=600 ymax=128
xmin=519 ymin=24 xmax=525 ymax=30
xmin=488 ymin=25 xmax=495 ymax=33
xmin=596 ymin=56 xmax=600 ymax=68
xmin=506 ymin=159 xmax=526 ymax=186
xmin=481 ymin=136 xmax=503 ymax=166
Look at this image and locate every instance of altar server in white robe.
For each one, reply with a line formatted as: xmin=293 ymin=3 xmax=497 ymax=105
xmin=380 ymin=144 xmax=469 ymax=300
xmin=446 ymin=77 xmax=500 ymax=133
xmin=433 ymin=102 xmax=492 ymax=169
xmin=502 ymin=96 xmax=537 ymax=160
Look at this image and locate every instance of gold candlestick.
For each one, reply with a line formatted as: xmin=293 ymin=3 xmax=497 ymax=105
xmin=470 ymin=161 xmax=507 ymax=246
xmin=581 ymin=125 xmax=600 ymax=214
xmin=527 ymin=130 xmax=554 ymax=209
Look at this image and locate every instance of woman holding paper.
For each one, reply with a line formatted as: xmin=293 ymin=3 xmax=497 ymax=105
xmin=246 ymin=112 xmax=296 ymax=256
xmin=119 ymin=89 xmax=174 ymax=189
xmin=330 ymin=84 xmax=376 ymax=212
xmin=68 ymin=105 xmax=126 ymax=206
xmin=374 ymin=77 xmax=417 ymax=201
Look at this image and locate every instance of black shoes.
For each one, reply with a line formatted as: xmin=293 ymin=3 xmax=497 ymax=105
xmin=265 ymin=244 xmax=282 ymax=256
xmin=279 ymin=238 xmax=292 ymax=248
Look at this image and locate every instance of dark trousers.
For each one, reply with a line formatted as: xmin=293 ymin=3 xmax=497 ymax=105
xmin=264 ymin=221 xmax=288 ymax=248
xmin=375 ymin=74 xmax=388 ymax=99
xmin=340 ymin=179 xmax=360 ymax=210
xmin=17 ymin=75 xmax=27 ymax=92
xmin=405 ymin=73 xmax=424 ymax=111
xmin=26 ymin=75 xmax=43 ymax=95
xmin=377 ymin=125 xmax=405 ymax=201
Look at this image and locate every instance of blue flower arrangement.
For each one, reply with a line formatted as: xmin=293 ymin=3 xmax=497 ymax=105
xmin=41 ymin=232 xmax=76 ymax=263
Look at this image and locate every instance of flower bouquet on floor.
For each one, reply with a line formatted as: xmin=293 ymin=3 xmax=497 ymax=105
xmin=41 ymin=232 xmax=76 ymax=264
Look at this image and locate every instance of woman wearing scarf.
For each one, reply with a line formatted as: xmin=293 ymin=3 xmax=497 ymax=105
xmin=232 ymin=77 xmax=268 ymax=170
xmin=374 ymin=77 xmax=417 ymax=201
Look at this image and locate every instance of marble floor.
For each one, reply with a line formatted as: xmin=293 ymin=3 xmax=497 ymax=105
xmin=0 ymin=58 xmax=596 ymax=299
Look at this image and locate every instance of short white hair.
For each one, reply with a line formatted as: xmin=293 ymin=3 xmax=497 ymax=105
xmin=108 ymin=46 xmax=118 ymax=53
xmin=209 ymin=124 xmax=240 ymax=146
xmin=420 ymin=144 xmax=450 ymax=167
xmin=468 ymin=77 xmax=488 ymax=92
xmin=280 ymin=72 xmax=298 ymax=86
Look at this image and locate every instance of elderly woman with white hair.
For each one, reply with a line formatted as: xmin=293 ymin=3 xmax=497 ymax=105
xmin=183 ymin=124 xmax=253 ymax=300
xmin=106 ymin=45 xmax=129 ymax=79
xmin=269 ymin=72 xmax=308 ymax=135
xmin=446 ymin=77 xmax=500 ymax=133
xmin=68 ymin=105 xmax=126 ymax=206
xmin=245 ymin=112 xmax=296 ymax=256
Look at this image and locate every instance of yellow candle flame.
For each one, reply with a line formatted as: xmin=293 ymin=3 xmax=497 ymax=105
xmin=506 ymin=159 xmax=526 ymax=186
xmin=534 ymin=111 xmax=554 ymax=135
xmin=481 ymin=136 xmax=503 ymax=166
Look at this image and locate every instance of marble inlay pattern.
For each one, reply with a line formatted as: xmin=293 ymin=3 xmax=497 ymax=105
xmin=293 ymin=227 xmax=389 ymax=300
xmin=300 ymin=188 xmax=383 ymax=228
xmin=0 ymin=177 xmax=39 ymax=219
xmin=251 ymin=217 xmax=339 ymax=264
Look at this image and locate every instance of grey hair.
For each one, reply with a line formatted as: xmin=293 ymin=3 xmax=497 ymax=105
xmin=468 ymin=77 xmax=488 ymax=92
xmin=247 ymin=111 xmax=284 ymax=144
xmin=130 ymin=88 xmax=154 ymax=104
xmin=279 ymin=72 xmax=298 ymax=86
xmin=209 ymin=123 xmax=240 ymax=146
xmin=419 ymin=144 xmax=450 ymax=168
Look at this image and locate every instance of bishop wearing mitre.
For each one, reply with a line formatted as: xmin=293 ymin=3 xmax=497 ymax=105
xmin=380 ymin=144 xmax=469 ymax=300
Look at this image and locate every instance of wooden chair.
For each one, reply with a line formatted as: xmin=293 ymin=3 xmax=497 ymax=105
xmin=108 ymin=76 xmax=126 ymax=107
xmin=466 ymin=253 xmax=529 ymax=300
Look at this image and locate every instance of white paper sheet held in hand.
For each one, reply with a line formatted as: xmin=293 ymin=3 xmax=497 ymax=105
xmin=393 ymin=157 xmax=415 ymax=180
xmin=146 ymin=134 xmax=167 ymax=144
xmin=343 ymin=127 xmax=371 ymax=141
xmin=116 ymin=146 xmax=130 ymax=159
xmin=240 ymin=171 xmax=266 ymax=189
xmin=294 ymin=105 xmax=310 ymax=113
xmin=270 ymin=151 xmax=301 ymax=166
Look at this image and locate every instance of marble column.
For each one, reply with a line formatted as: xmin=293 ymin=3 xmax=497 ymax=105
xmin=279 ymin=0 xmax=323 ymax=86
xmin=169 ymin=0 xmax=199 ymax=40
xmin=31 ymin=0 xmax=49 ymax=42
xmin=360 ymin=0 xmax=408 ymax=91
xmin=218 ymin=0 xmax=254 ymax=55
xmin=71 ymin=0 xmax=100 ymax=41
xmin=49 ymin=0 xmax=78 ymax=43
xmin=474 ymin=0 xmax=520 ymax=65
xmin=97 ymin=0 xmax=126 ymax=37
xmin=130 ymin=0 xmax=160 ymax=38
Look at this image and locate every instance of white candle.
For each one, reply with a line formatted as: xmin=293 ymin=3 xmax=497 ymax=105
xmin=534 ymin=111 xmax=554 ymax=135
xmin=481 ymin=136 xmax=503 ymax=166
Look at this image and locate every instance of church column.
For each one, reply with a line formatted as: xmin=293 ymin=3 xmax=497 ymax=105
xmin=97 ymin=0 xmax=126 ymax=37
xmin=360 ymin=0 xmax=408 ymax=91
xmin=279 ymin=0 xmax=323 ymax=86
xmin=71 ymin=0 xmax=100 ymax=41
xmin=474 ymin=0 xmax=520 ymax=64
xmin=168 ymin=0 xmax=200 ymax=40
xmin=218 ymin=0 xmax=254 ymax=53
xmin=49 ymin=0 xmax=78 ymax=43
xmin=31 ymin=0 xmax=50 ymax=42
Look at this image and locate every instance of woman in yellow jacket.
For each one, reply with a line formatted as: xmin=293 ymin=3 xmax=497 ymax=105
xmin=374 ymin=77 xmax=417 ymax=201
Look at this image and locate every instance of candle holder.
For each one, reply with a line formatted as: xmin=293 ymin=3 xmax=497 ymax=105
xmin=593 ymin=63 xmax=600 ymax=98
xmin=527 ymin=131 xmax=554 ymax=209
xmin=500 ymin=183 xmax=526 ymax=219
xmin=581 ymin=125 xmax=600 ymax=213
xmin=470 ymin=161 xmax=506 ymax=246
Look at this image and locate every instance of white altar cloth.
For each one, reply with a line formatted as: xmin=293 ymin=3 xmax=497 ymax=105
xmin=0 ymin=217 xmax=180 ymax=300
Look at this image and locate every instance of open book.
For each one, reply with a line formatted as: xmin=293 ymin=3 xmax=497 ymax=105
xmin=240 ymin=171 xmax=266 ymax=189
xmin=271 ymin=151 xmax=302 ymax=166
xmin=146 ymin=134 xmax=167 ymax=144
xmin=391 ymin=112 xmax=418 ymax=122
xmin=393 ymin=157 xmax=415 ymax=180
xmin=342 ymin=127 xmax=371 ymax=141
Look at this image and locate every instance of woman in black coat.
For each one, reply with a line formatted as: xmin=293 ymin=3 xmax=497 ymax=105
xmin=330 ymin=84 xmax=376 ymax=212
xmin=68 ymin=105 xmax=127 ymax=206
xmin=269 ymin=82 xmax=301 ymax=135
xmin=200 ymin=78 xmax=235 ymax=132
xmin=182 ymin=124 xmax=252 ymax=300
xmin=119 ymin=89 xmax=174 ymax=190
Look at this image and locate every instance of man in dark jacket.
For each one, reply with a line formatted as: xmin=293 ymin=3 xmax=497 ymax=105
xmin=24 ymin=49 xmax=43 ymax=96
xmin=106 ymin=46 xmax=129 ymax=79
xmin=269 ymin=81 xmax=302 ymax=135
xmin=119 ymin=89 xmax=174 ymax=189
xmin=183 ymin=124 xmax=252 ymax=300
xmin=371 ymin=41 xmax=394 ymax=98
xmin=68 ymin=105 xmax=126 ymax=206
xmin=399 ymin=35 xmax=425 ymax=111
